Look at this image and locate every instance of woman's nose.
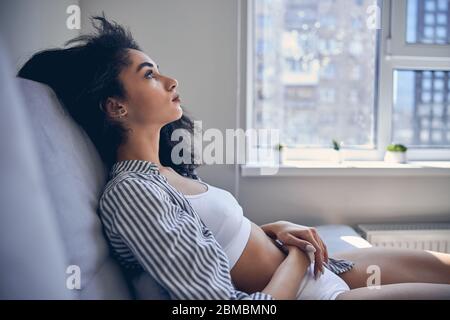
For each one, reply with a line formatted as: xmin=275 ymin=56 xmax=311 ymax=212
xmin=167 ymin=77 xmax=178 ymax=91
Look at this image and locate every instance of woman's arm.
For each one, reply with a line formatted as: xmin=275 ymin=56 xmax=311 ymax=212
xmin=261 ymin=246 xmax=310 ymax=300
xmin=103 ymin=177 xmax=273 ymax=300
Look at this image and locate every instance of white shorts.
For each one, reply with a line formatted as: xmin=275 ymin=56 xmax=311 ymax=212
xmin=296 ymin=265 xmax=350 ymax=300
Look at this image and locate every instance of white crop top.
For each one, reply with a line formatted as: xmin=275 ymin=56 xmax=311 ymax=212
xmin=184 ymin=181 xmax=252 ymax=269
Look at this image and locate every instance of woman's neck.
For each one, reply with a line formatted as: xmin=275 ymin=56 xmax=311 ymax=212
xmin=116 ymin=126 xmax=162 ymax=167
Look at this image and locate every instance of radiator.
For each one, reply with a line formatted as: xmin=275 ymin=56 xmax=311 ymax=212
xmin=356 ymin=223 xmax=450 ymax=253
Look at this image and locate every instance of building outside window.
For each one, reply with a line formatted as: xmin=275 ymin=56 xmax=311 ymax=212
xmin=248 ymin=0 xmax=450 ymax=162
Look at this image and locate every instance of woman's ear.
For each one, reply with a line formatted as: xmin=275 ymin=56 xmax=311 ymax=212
xmin=103 ymin=97 xmax=128 ymax=119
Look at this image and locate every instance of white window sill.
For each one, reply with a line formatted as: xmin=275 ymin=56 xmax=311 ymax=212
xmin=241 ymin=161 xmax=450 ymax=177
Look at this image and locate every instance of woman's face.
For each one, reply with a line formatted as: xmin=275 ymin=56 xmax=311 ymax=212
xmin=116 ymin=49 xmax=182 ymax=129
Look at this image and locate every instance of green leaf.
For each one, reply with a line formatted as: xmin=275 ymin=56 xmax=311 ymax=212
xmin=387 ymin=144 xmax=407 ymax=152
xmin=332 ymin=139 xmax=340 ymax=151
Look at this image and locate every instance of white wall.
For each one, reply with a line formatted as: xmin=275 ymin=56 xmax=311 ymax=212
xmin=0 ymin=0 xmax=80 ymax=69
xmin=3 ymin=0 xmax=448 ymax=227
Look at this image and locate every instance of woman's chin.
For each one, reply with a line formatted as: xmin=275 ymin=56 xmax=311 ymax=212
xmin=175 ymin=105 xmax=183 ymax=117
xmin=171 ymin=107 xmax=183 ymax=122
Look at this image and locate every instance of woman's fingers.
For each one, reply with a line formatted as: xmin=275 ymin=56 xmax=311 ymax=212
xmin=311 ymin=229 xmax=328 ymax=264
xmin=291 ymin=229 xmax=325 ymax=277
xmin=322 ymin=241 xmax=329 ymax=263
xmin=308 ymin=236 xmax=325 ymax=278
xmin=287 ymin=236 xmax=317 ymax=262
xmin=286 ymin=232 xmax=324 ymax=278
xmin=283 ymin=234 xmax=312 ymax=252
xmin=278 ymin=226 xmax=331 ymax=279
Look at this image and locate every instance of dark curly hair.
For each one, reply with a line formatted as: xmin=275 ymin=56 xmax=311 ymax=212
xmin=18 ymin=15 xmax=200 ymax=178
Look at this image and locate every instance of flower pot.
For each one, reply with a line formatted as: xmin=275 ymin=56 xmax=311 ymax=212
xmin=277 ymin=149 xmax=284 ymax=165
xmin=384 ymin=151 xmax=408 ymax=164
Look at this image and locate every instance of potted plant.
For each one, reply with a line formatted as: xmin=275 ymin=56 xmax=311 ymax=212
xmin=330 ymin=139 xmax=343 ymax=163
xmin=384 ymin=144 xmax=408 ymax=163
xmin=275 ymin=143 xmax=286 ymax=164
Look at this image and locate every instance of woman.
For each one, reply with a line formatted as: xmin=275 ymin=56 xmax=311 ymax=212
xmin=19 ymin=16 xmax=450 ymax=300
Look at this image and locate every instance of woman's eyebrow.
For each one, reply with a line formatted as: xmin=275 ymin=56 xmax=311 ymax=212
xmin=136 ymin=62 xmax=160 ymax=73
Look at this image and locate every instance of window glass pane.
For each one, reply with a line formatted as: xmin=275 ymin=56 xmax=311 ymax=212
xmin=407 ymin=0 xmax=450 ymax=44
xmin=253 ymin=0 xmax=379 ymax=149
xmin=393 ymin=70 xmax=450 ymax=147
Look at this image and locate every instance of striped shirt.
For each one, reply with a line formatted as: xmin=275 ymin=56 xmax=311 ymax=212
xmin=98 ymin=159 xmax=273 ymax=300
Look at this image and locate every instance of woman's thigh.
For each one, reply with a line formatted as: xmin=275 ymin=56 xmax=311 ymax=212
xmin=336 ymin=283 xmax=450 ymax=300
xmin=332 ymin=247 xmax=450 ymax=289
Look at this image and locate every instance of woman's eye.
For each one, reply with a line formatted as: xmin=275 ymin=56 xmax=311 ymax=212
xmin=145 ymin=70 xmax=154 ymax=79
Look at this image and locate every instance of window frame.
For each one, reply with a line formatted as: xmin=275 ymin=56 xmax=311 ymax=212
xmin=245 ymin=0 xmax=450 ymax=163
xmin=390 ymin=0 xmax=450 ymax=57
xmin=381 ymin=0 xmax=450 ymax=160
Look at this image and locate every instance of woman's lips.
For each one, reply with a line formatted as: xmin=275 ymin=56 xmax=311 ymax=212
xmin=172 ymin=97 xmax=181 ymax=103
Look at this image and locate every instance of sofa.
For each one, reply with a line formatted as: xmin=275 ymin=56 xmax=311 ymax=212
xmin=0 ymin=43 xmax=371 ymax=299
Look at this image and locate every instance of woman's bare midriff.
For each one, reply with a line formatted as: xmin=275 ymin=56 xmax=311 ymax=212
xmin=230 ymin=222 xmax=310 ymax=293
xmin=160 ymin=170 xmax=310 ymax=294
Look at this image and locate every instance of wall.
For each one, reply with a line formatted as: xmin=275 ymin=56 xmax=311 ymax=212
xmin=0 ymin=0 xmax=80 ymax=69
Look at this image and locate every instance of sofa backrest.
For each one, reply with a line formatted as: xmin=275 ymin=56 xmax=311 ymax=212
xmin=0 ymin=42 xmax=73 ymax=299
xmin=16 ymin=78 xmax=132 ymax=299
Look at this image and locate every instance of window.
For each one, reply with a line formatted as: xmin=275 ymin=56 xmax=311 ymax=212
xmin=319 ymin=88 xmax=336 ymax=104
xmin=393 ymin=70 xmax=450 ymax=146
xmin=249 ymin=0 xmax=379 ymax=161
xmin=407 ymin=0 xmax=450 ymax=44
xmin=386 ymin=0 xmax=450 ymax=160
xmin=247 ymin=0 xmax=450 ymax=162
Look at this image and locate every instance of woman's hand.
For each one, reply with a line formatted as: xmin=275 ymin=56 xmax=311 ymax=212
xmin=261 ymin=221 xmax=329 ymax=278
xmin=261 ymin=245 xmax=310 ymax=300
